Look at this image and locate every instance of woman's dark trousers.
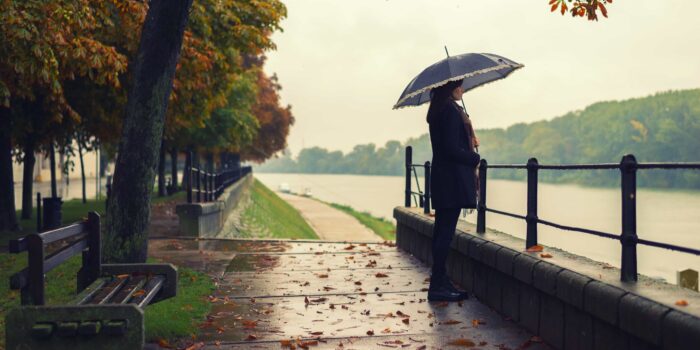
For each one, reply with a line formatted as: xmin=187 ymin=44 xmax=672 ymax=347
xmin=431 ymin=207 xmax=461 ymax=281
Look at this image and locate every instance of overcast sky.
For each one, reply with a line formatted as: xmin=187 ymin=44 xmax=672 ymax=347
xmin=263 ymin=0 xmax=700 ymax=155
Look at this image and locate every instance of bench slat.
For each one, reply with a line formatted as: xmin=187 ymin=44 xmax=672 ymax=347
xmin=131 ymin=275 xmax=165 ymax=308
xmin=74 ymin=277 xmax=110 ymax=305
xmin=112 ymin=275 xmax=147 ymax=304
xmin=87 ymin=277 xmax=129 ymax=305
xmin=43 ymin=239 xmax=88 ymax=274
xmin=37 ymin=222 xmax=88 ymax=245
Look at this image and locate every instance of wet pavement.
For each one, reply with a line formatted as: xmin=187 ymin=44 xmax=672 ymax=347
xmin=148 ymin=239 xmax=549 ymax=349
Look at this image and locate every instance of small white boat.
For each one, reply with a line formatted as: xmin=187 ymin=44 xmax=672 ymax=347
xmin=302 ymin=187 xmax=313 ymax=197
xmin=278 ymin=183 xmax=291 ymax=194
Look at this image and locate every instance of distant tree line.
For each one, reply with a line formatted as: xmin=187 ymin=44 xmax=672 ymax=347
xmin=258 ymin=89 xmax=700 ymax=189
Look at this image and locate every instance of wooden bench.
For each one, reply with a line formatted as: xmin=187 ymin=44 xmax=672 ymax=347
xmin=5 ymin=212 xmax=178 ymax=350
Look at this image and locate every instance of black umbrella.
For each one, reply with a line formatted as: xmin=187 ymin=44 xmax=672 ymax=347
xmin=393 ymin=52 xmax=523 ymax=110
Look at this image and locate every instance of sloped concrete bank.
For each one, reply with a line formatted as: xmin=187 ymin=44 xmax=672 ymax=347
xmin=394 ymin=206 xmax=700 ymax=350
xmin=176 ymin=173 xmax=253 ymax=237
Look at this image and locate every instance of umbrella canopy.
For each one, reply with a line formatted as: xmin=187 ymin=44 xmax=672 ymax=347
xmin=393 ymin=52 xmax=523 ymax=109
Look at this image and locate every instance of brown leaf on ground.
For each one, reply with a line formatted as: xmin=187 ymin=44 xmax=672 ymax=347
xmin=132 ymin=290 xmax=146 ymax=297
xmin=309 ymin=331 xmax=323 ymax=335
xmin=396 ymin=310 xmax=409 ymax=317
xmin=540 ymin=253 xmax=553 ymax=258
xmin=157 ymin=339 xmax=174 ymax=348
xmin=366 ymin=330 xmax=375 ymax=335
xmin=184 ymin=342 xmax=204 ymax=350
xmin=242 ymin=320 xmax=257 ymax=329
xmin=375 ymin=273 xmax=389 ymax=278
xmin=299 ymin=340 xmax=318 ymax=348
xmin=381 ymin=327 xmax=392 ymax=333
xmin=355 ymin=281 xmax=362 ymax=285
xmin=402 ymin=318 xmax=410 ymax=325
xmin=417 ymin=346 xmax=427 ymax=350
xmin=448 ymin=338 xmax=476 ymax=347
xmin=526 ymin=245 xmax=544 ymax=252
xmin=344 ymin=245 xmax=356 ymax=250
xmin=471 ymin=319 xmax=486 ymax=327
xmin=317 ymin=274 xmax=329 ymax=278
xmin=676 ymin=300 xmax=689 ymax=306
xmin=305 ymin=296 xmax=310 ymax=305
xmin=116 ymin=274 xmax=129 ymax=279
xmin=440 ymin=319 xmax=462 ymax=325
xmin=245 ymin=334 xmax=257 ymax=341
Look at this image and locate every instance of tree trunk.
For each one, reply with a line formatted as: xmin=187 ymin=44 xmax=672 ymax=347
xmin=49 ymin=142 xmax=57 ymax=198
xmin=170 ymin=147 xmax=178 ymax=190
xmin=158 ymin=139 xmax=166 ymax=197
xmin=78 ymin=136 xmax=86 ymax=203
xmin=21 ymin=137 xmax=36 ymax=219
xmin=104 ymin=0 xmax=194 ymax=263
xmin=0 ymin=107 xmax=19 ymax=231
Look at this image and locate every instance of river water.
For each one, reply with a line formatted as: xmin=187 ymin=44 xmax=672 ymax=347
xmin=255 ymin=172 xmax=700 ymax=283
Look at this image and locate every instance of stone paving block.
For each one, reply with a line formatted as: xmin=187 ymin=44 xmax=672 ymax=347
xmin=501 ymin=279 xmax=520 ymax=322
xmin=619 ymin=294 xmax=671 ymax=345
xmin=468 ymin=237 xmax=486 ymax=260
xmin=473 ymin=262 xmax=489 ymax=302
xmin=455 ymin=233 xmax=472 ymax=255
xmin=584 ymin=281 xmax=627 ymax=326
xmin=485 ymin=269 xmax=504 ymax=310
xmin=513 ymin=254 xmax=540 ymax=284
xmin=662 ymin=310 xmax=700 ymax=350
xmin=555 ymin=270 xmax=591 ymax=309
xmin=479 ymin=242 xmax=501 ymax=268
xmin=538 ymin=294 xmax=564 ymax=349
xmin=564 ymin=304 xmax=593 ymax=350
xmin=533 ymin=261 xmax=563 ymax=296
xmin=592 ymin=318 xmax=629 ymax=350
xmin=457 ymin=255 xmax=474 ymax=293
xmin=518 ymin=284 xmax=540 ymax=334
xmin=496 ymin=247 xmax=519 ymax=276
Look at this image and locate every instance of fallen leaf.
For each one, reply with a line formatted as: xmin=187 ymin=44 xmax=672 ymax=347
xmin=375 ymin=273 xmax=389 ymax=278
xmin=116 ymin=274 xmax=129 ymax=279
xmin=367 ymin=330 xmax=375 ymax=335
xmin=157 ymin=339 xmax=173 ymax=348
xmin=440 ymin=319 xmax=462 ymax=325
xmin=245 ymin=334 xmax=257 ymax=341
xmin=184 ymin=342 xmax=204 ymax=350
xmin=299 ymin=340 xmax=318 ymax=348
xmin=345 ymin=245 xmax=356 ymax=250
xmin=309 ymin=331 xmax=323 ymax=335
xmin=402 ymin=318 xmax=410 ymax=325
xmin=526 ymin=245 xmax=544 ymax=252
xmin=448 ymin=338 xmax=475 ymax=347
xmin=540 ymin=253 xmax=553 ymax=258
xmin=676 ymin=300 xmax=689 ymax=306
xmin=132 ymin=290 xmax=146 ymax=297
xmin=471 ymin=319 xmax=486 ymax=327
xmin=242 ymin=320 xmax=257 ymax=329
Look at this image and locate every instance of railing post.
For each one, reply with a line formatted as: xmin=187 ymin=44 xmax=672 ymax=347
xmin=36 ymin=192 xmax=42 ymax=233
xmin=620 ymin=154 xmax=638 ymax=282
xmin=476 ymin=159 xmax=488 ymax=234
xmin=186 ymin=151 xmax=192 ymax=203
xmin=526 ymin=158 xmax=539 ymax=249
xmin=405 ymin=146 xmax=412 ymax=207
xmin=424 ymin=161 xmax=431 ymax=214
xmin=196 ymin=169 xmax=201 ymax=203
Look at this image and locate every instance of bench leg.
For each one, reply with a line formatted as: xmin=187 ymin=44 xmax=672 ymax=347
xmin=5 ymin=304 xmax=143 ymax=350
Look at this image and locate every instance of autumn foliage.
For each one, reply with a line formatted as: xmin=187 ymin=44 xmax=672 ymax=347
xmin=548 ymin=0 xmax=613 ymax=21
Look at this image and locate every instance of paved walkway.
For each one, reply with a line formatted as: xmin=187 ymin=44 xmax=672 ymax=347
xmin=148 ymin=238 xmax=549 ymax=350
xmin=277 ymin=193 xmax=383 ymax=242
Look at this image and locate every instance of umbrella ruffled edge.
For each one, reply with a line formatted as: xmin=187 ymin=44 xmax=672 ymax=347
xmin=392 ymin=62 xmax=525 ymax=110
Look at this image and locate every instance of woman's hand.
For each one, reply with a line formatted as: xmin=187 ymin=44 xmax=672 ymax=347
xmin=473 ymin=136 xmax=480 ymax=149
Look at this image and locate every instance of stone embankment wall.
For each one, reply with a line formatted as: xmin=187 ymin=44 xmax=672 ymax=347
xmin=176 ymin=173 xmax=252 ymax=237
xmin=394 ymin=206 xmax=700 ymax=350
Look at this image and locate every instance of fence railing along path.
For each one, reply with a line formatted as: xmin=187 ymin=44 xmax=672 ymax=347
xmin=403 ymin=145 xmax=700 ymax=283
xmin=186 ymin=151 xmax=251 ymax=204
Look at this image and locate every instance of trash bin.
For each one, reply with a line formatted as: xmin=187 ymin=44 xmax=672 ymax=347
xmin=42 ymin=197 xmax=63 ymax=230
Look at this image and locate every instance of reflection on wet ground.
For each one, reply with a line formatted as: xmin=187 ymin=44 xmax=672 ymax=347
xmin=148 ymin=238 xmax=549 ymax=349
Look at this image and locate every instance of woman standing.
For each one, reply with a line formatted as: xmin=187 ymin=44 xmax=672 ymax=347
xmin=426 ymin=79 xmax=480 ymax=301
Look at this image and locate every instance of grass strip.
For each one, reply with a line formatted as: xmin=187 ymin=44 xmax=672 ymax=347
xmin=240 ymin=179 xmax=318 ymax=239
xmin=326 ymin=202 xmax=396 ymax=241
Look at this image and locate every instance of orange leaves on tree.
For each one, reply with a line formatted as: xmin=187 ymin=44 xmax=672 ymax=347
xmin=547 ymin=0 xmax=613 ymax=21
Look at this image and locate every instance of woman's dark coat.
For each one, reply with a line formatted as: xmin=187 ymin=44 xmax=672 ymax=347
xmin=428 ymin=101 xmax=481 ymax=209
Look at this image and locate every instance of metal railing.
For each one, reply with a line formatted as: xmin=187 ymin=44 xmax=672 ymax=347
xmin=404 ymin=146 xmax=431 ymax=214
xmin=404 ymin=146 xmax=700 ymax=282
xmin=186 ymin=151 xmax=252 ymax=204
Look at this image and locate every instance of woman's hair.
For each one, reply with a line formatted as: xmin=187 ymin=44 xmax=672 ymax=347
xmin=426 ymin=79 xmax=463 ymax=124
